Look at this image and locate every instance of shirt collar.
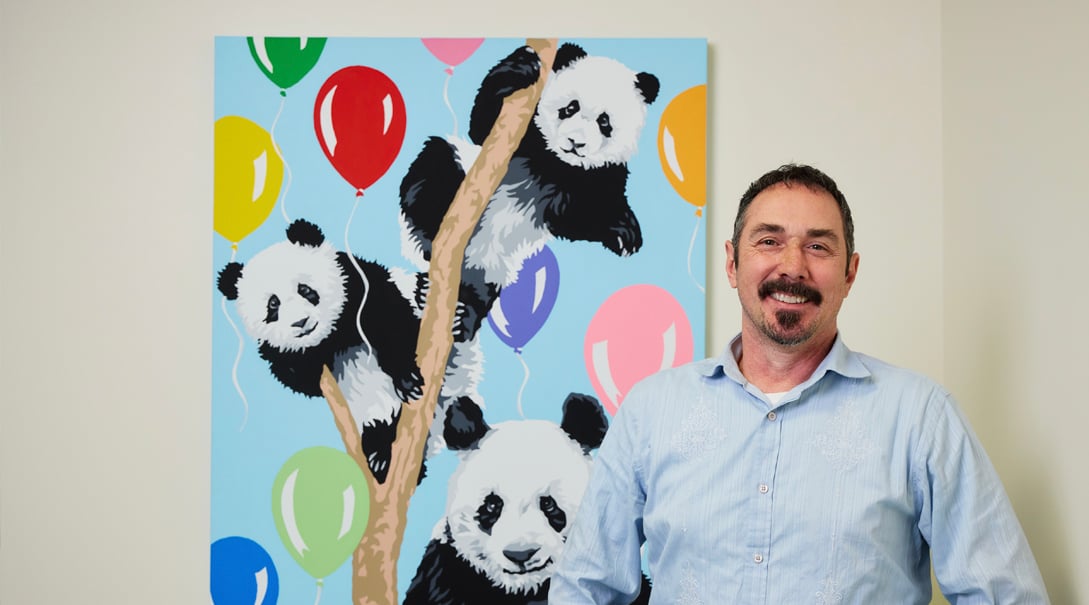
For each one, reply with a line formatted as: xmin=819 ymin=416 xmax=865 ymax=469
xmin=700 ymin=333 xmax=871 ymax=388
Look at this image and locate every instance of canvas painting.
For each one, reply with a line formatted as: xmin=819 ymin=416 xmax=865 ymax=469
xmin=211 ymin=36 xmax=707 ymax=604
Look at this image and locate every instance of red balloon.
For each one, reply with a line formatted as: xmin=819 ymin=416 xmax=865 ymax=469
xmin=313 ymin=66 xmax=406 ymax=194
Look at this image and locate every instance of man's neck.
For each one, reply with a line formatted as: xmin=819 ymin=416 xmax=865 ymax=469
xmin=736 ymin=329 xmax=836 ymax=394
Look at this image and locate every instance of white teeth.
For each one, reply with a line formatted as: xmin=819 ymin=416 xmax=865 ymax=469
xmin=771 ymin=292 xmax=807 ymax=304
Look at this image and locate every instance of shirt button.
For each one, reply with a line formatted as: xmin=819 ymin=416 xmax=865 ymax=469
xmin=767 ymin=411 xmax=777 ymax=421
xmin=753 ymin=553 xmax=764 ymax=564
xmin=759 ymin=483 xmax=769 ymax=494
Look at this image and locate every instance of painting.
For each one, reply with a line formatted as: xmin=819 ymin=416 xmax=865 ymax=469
xmin=211 ymin=36 xmax=707 ymax=605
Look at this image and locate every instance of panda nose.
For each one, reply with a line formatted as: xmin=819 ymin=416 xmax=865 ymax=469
xmin=503 ymin=547 xmax=539 ymax=566
xmin=292 ymin=317 xmax=307 ymax=329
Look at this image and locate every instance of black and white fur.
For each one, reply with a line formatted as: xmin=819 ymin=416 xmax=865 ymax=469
xmin=403 ymin=394 xmax=651 ymax=605
xmin=217 ymin=219 xmax=482 ymax=483
xmin=399 ymin=43 xmax=660 ymax=339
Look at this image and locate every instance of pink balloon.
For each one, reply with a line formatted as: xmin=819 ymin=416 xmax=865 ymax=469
xmin=421 ymin=38 xmax=485 ymax=68
xmin=584 ymin=285 xmax=694 ymax=415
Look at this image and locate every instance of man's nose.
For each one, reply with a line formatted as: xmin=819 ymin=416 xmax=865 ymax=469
xmin=778 ymin=243 xmax=808 ymax=279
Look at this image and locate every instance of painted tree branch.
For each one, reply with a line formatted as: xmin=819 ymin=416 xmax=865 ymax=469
xmin=319 ymin=38 xmax=558 ymax=605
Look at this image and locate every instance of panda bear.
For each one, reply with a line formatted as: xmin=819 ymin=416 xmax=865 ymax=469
xmin=217 ymin=219 xmax=482 ymax=483
xmin=398 ymin=43 xmax=660 ymax=339
xmin=403 ymin=394 xmax=651 ymax=605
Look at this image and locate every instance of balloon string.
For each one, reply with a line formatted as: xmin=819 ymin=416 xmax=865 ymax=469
xmin=313 ymin=578 xmax=324 ymax=605
xmin=270 ymin=95 xmax=294 ymax=225
xmin=515 ymin=350 xmax=530 ymax=419
xmin=220 ymin=294 xmax=250 ymax=431
xmin=687 ymin=213 xmax=705 ymax=294
xmin=442 ymin=69 xmax=458 ymax=137
xmin=344 ymin=196 xmax=374 ymax=360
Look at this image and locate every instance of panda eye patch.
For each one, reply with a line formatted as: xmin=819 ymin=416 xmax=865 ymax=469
xmin=476 ymin=493 xmax=503 ymax=533
xmin=297 ymin=283 xmax=320 ymax=306
xmin=559 ymin=100 xmax=580 ymax=120
xmin=540 ymin=495 xmax=567 ymax=532
xmin=597 ymin=113 xmax=612 ymax=137
xmin=265 ymin=295 xmax=280 ymax=323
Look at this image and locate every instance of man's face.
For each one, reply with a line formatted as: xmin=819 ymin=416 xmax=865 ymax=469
xmin=725 ymin=182 xmax=859 ymax=348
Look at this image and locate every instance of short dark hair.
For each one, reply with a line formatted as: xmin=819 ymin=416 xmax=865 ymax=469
xmin=731 ymin=163 xmax=855 ymax=266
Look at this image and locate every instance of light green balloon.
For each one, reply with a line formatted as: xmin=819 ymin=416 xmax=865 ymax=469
xmin=271 ymin=446 xmax=371 ymax=579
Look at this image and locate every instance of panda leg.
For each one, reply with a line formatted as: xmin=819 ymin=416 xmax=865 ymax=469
xmin=360 ymin=415 xmax=399 ymax=484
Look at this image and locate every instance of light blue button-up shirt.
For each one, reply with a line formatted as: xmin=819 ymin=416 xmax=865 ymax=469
xmin=549 ymin=335 xmax=1049 ymax=604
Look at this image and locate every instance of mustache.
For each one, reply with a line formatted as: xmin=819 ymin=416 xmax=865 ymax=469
xmin=758 ymin=279 xmax=823 ymax=305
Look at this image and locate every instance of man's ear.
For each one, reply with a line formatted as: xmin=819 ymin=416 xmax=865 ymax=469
xmin=724 ymin=240 xmax=739 ymax=289
xmin=844 ymin=252 xmax=860 ymax=294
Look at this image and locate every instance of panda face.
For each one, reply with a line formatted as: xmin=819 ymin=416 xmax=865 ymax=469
xmin=234 ymin=239 xmax=347 ymax=352
xmin=444 ymin=419 xmax=593 ymax=595
xmin=534 ymin=55 xmax=651 ymax=170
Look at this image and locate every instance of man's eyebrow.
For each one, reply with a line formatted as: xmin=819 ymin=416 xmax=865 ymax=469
xmin=806 ymin=228 xmax=839 ymax=241
xmin=749 ymin=223 xmax=784 ymax=236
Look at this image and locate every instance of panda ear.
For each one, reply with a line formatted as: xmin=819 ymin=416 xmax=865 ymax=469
xmin=286 ymin=219 xmax=325 ymax=248
xmin=553 ymin=43 xmax=587 ymax=72
xmin=443 ymin=396 xmax=490 ymax=451
xmin=635 ymin=72 xmax=660 ymax=104
xmin=560 ymin=393 xmax=609 ymax=453
xmin=217 ymin=262 xmax=244 ymax=300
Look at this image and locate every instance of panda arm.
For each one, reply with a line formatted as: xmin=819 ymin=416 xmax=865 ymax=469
xmin=468 ymin=45 xmax=541 ymax=145
xmin=258 ymin=343 xmax=327 ymax=398
xmin=399 ymin=137 xmax=466 ymax=261
xmin=353 ymin=259 xmax=425 ymax=401
xmin=544 ymin=165 xmax=643 ymax=256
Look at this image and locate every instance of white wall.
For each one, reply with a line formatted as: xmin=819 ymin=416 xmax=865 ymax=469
xmin=1 ymin=0 xmax=1081 ymax=603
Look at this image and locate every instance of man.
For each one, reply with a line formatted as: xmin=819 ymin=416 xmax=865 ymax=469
xmin=548 ymin=164 xmax=1049 ymax=604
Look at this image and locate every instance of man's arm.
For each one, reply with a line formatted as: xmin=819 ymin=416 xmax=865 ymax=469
xmin=549 ymin=386 xmax=650 ymax=604
xmin=915 ymin=391 xmax=1050 ymax=604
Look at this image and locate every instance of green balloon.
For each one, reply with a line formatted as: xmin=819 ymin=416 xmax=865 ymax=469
xmin=271 ymin=446 xmax=370 ymax=579
xmin=247 ymin=37 xmax=327 ymax=92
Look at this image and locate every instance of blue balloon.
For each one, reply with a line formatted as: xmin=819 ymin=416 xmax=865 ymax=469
xmin=487 ymin=246 xmax=560 ymax=352
xmin=211 ymin=536 xmax=279 ymax=605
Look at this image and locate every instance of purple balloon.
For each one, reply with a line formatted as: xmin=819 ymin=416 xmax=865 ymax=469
xmin=487 ymin=246 xmax=560 ymax=352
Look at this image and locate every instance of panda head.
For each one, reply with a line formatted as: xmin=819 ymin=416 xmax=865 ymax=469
xmin=440 ymin=393 xmax=609 ymax=595
xmin=534 ymin=43 xmax=660 ymax=170
xmin=217 ymin=220 xmax=347 ymax=353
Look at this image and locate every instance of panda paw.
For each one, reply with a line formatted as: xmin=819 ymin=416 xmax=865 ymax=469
xmin=606 ymin=223 xmax=644 ymax=257
xmin=451 ymin=301 xmax=477 ymax=342
xmin=394 ymin=370 xmax=425 ymax=402
xmin=495 ymin=45 xmax=541 ymax=95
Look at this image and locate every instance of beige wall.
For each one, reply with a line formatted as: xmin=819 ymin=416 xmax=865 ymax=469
xmin=1 ymin=0 xmax=1083 ymax=603
xmin=942 ymin=2 xmax=1089 ymax=604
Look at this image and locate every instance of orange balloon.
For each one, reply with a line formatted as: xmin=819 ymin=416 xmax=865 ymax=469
xmin=657 ymin=84 xmax=707 ymax=210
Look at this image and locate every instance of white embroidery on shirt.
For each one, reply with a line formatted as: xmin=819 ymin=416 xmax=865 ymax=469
xmin=670 ymin=401 xmax=725 ymax=461
xmin=674 ymin=562 xmax=703 ymax=605
xmin=815 ymin=577 xmax=844 ymax=604
xmin=811 ymin=397 xmax=877 ymax=473
xmin=810 ymin=399 xmax=877 ymax=603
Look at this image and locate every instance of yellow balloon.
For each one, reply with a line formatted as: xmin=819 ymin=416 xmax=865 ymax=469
xmin=214 ymin=116 xmax=283 ymax=244
xmin=657 ymin=84 xmax=707 ymax=211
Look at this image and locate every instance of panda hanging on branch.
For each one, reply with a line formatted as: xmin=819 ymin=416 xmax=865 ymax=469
xmin=399 ymin=43 xmax=660 ymax=339
xmin=217 ymin=219 xmax=483 ymax=484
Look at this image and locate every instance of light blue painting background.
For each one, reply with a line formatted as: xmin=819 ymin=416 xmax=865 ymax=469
xmin=212 ymin=36 xmax=706 ymax=603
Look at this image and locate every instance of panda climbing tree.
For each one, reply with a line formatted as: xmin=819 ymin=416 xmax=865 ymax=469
xmin=315 ymin=37 xmax=560 ymax=605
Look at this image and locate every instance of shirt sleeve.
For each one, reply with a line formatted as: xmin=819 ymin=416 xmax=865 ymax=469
xmin=914 ymin=389 xmax=1051 ymax=604
xmin=549 ymin=383 xmax=650 ymax=605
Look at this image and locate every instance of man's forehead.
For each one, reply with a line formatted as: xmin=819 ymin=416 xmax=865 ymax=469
xmin=743 ymin=184 xmax=843 ymax=234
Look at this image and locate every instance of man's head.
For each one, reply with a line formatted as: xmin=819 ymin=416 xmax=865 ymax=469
xmin=725 ymin=164 xmax=859 ymax=348
xmin=731 ymin=164 xmax=855 ymax=271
